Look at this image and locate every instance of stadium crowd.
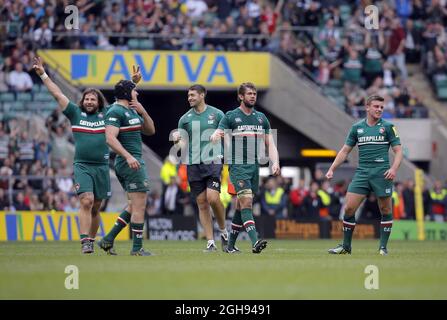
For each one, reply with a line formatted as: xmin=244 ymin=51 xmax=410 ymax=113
xmin=0 ymin=0 xmax=446 ymax=221
xmin=1 ymin=0 xmax=442 ymax=118
xmin=153 ymin=159 xmax=447 ymax=222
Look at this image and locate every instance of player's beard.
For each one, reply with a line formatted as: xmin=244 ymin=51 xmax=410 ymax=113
xmin=82 ymin=105 xmax=99 ymax=115
xmin=244 ymin=100 xmax=255 ymax=108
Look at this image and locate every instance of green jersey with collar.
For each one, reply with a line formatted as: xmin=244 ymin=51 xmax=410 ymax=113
xmin=345 ymin=118 xmax=401 ymax=166
xmin=178 ymin=105 xmax=224 ymax=164
xmin=63 ymin=101 xmax=109 ymax=165
xmin=105 ymin=103 xmax=144 ymax=160
xmin=218 ymin=107 xmax=271 ymax=165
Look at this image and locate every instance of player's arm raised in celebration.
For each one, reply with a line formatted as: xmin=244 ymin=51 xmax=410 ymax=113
xmin=32 ymin=56 xmax=69 ymax=111
xmin=129 ymin=98 xmax=155 ymax=136
xmin=105 ymin=125 xmax=141 ymax=170
xmin=384 ymin=145 xmax=403 ymax=180
xmin=265 ymin=133 xmax=280 ymax=176
xmin=131 ymin=65 xmax=142 ymax=84
xmin=325 ymin=144 xmax=353 ymax=180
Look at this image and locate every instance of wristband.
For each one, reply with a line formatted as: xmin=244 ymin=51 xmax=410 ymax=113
xmin=40 ymin=72 xmax=49 ymax=80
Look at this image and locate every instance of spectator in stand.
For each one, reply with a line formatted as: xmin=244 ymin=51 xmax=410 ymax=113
xmin=185 ymin=0 xmax=208 ymax=20
xmin=302 ymin=181 xmax=322 ymax=221
xmin=392 ymin=182 xmax=406 ymax=220
xmin=64 ymin=195 xmax=80 ymax=212
xmin=429 ymin=180 xmax=447 ymax=222
xmin=8 ymin=62 xmax=33 ymax=92
xmin=0 ymin=124 xmax=10 ymax=167
xmin=13 ymin=191 xmax=30 ymax=211
xmin=260 ymin=176 xmax=287 ymax=218
xmin=402 ymin=179 xmax=416 ymax=220
xmin=387 ymin=17 xmax=408 ymax=80
xmin=162 ymin=176 xmax=186 ymax=215
xmin=33 ymin=20 xmax=52 ymax=48
xmin=0 ymin=187 xmax=11 ymax=210
xmin=288 ymin=178 xmax=308 ymax=218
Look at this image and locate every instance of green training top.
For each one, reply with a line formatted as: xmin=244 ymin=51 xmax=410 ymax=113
xmin=178 ymin=105 xmax=224 ymax=164
xmin=63 ymin=101 xmax=109 ymax=165
xmin=218 ymin=107 xmax=271 ymax=165
xmin=105 ymin=103 xmax=144 ymax=160
xmin=345 ymin=118 xmax=401 ymax=166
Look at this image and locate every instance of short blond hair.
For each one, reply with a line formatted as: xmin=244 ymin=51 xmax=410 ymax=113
xmin=365 ymin=94 xmax=384 ymax=106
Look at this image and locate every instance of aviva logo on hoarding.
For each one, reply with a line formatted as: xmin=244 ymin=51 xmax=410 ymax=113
xmin=71 ymin=53 xmax=97 ymax=80
xmin=0 ymin=211 xmax=129 ymax=241
xmin=39 ymin=50 xmax=270 ymax=88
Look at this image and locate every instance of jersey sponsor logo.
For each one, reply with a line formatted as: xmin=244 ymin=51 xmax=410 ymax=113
xmin=129 ymin=118 xmax=141 ymax=125
xmin=129 ymin=183 xmax=137 ymax=190
xmin=208 ymin=113 xmax=216 ymax=120
xmin=379 ymin=127 xmax=385 ymax=134
xmin=358 ymin=135 xmax=385 ymax=143
xmin=79 ymin=120 xmax=105 ymax=127
xmin=208 ymin=120 xmax=214 ymax=124
xmin=235 ymin=117 xmax=242 ymax=123
xmin=357 ymin=128 xmax=364 ymax=134
xmin=125 ymin=112 xmax=130 ymax=117
xmin=104 ymin=154 xmax=109 ymax=159
xmin=374 ymin=158 xmax=385 ymax=162
xmin=98 ymin=113 xmax=104 ymax=118
xmin=81 ymin=112 xmax=87 ymax=117
xmin=236 ymin=125 xmax=263 ymax=131
xmin=385 ymin=188 xmax=391 ymax=194
xmin=187 ymin=113 xmax=192 ymax=117
xmin=108 ymin=117 xmax=117 ymax=121
xmin=257 ymin=117 xmax=263 ymax=124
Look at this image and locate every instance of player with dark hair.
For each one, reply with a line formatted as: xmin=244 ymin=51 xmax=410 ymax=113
xmin=173 ymin=84 xmax=229 ymax=252
xmin=99 ymin=71 xmax=156 ymax=256
xmin=211 ymin=82 xmax=280 ymax=254
xmin=326 ymin=94 xmax=403 ymax=255
xmin=33 ymin=56 xmax=110 ymax=254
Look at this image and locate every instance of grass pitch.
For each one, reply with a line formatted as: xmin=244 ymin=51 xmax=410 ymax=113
xmin=0 ymin=240 xmax=446 ymax=300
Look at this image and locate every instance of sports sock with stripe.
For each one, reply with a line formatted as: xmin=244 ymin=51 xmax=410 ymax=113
xmin=241 ymin=208 xmax=258 ymax=246
xmin=228 ymin=209 xmax=242 ymax=249
xmin=379 ymin=214 xmax=393 ymax=249
xmin=103 ymin=210 xmax=131 ymax=242
xmin=342 ymin=215 xmax=356 ymax=249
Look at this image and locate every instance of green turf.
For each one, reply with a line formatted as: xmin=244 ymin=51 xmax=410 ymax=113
xmin=0 ymin=240 xmax=446 ymax=299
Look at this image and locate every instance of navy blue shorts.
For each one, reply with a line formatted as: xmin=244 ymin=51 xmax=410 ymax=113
xmin=187 ymin=164 xmax=222 ymax=198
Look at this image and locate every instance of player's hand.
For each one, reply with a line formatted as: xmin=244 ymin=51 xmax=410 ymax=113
xmin=32 ymin=56 xmax=45 ymax=76
xmin=325 ymin=169 xmax=334 ymax=180
xmin=172 ymin=131 xmax=181 ymax=143
xmin=384 ymin=168 xmax=397 ymax=180
xmin=126 ymin=155 xmax=141 ymax=170
xmin=272 ymin=162 xmax=281 ymax=176
xmin=129 ymin=99 xmax=146 ymax=115
xmin=131 ymin=65 xmax=142 ymax=84
xmin=210 ymin=130 xmax=224 ymax=143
